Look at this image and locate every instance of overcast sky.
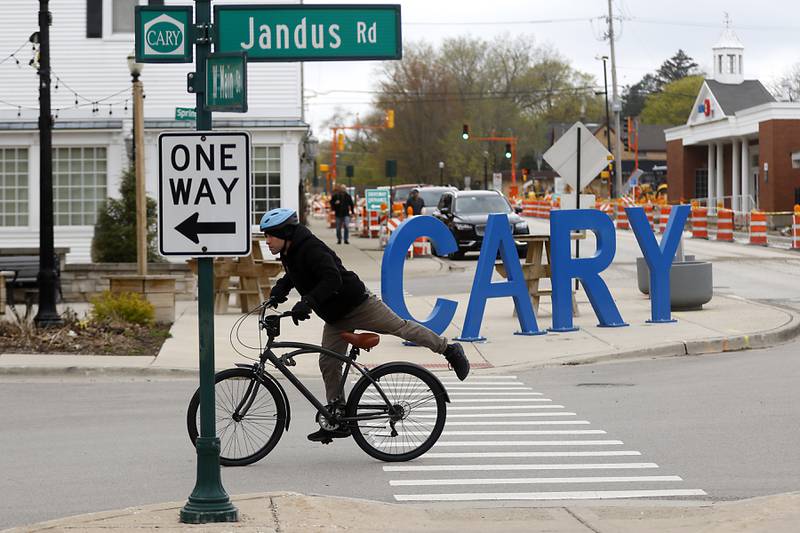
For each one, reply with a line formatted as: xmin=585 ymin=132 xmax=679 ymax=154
xmin=302 ymin=0 xmax=800 ymax=135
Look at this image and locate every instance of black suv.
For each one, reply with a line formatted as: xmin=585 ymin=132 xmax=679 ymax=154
xmin=432 ymin=190 xmax=529 ymax=259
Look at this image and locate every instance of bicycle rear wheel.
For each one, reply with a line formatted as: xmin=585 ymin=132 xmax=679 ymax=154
xmin=187 ymin=368 xmax=286 ymax=466
xmin=346 ymin=363 xmax=447 ymax=462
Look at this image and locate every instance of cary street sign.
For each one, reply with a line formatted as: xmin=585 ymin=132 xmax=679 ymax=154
xmin=135 ymin=6 xmax=193 ymax=63
xmin=158 ymin=132 xmax=251 ymax=256
xmin=214 ymin=4 xmax=402 ymax=61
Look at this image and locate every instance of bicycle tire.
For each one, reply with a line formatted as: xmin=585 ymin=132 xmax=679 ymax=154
xmin=346 ymin=363 xmax=447 ymax=462
xmin=187 ymin=368 xmax=286 ymax=466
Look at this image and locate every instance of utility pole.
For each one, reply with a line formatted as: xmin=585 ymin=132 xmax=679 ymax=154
xmin=607 ymin=0 xmax=622 ymax=198
xmin=34 ymin=0 xmax=62 ymax=327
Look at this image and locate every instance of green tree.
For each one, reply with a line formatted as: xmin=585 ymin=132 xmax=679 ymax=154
xmin=91 ymin=165 xmax=158 ymax=262
xmin=623 ymin=50 xmax=701 ymax=117
xmin=640 ymin=75 xmax=704 ymax=126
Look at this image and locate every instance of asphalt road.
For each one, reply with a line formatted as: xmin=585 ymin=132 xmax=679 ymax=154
xmin=2 ymin=340 xmax=799 ymax=528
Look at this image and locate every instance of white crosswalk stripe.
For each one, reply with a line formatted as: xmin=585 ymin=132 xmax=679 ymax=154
xmin=378 ymin=375 xmax=706 ymax=503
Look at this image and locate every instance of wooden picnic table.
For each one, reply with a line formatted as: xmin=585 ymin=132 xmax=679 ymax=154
xmin=188 ymin=236 xmax=283 ymax=314
xmin=495 ymin=233 xmax=585 ymax=315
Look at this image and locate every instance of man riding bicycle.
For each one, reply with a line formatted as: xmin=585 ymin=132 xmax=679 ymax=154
xmin=259 ymin=207 xmax=470 ymax=443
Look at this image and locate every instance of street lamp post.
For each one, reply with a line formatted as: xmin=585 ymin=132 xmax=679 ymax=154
xmin=127 ymin=53 xmax=147 ymax=276
xmin=596 ymin=55 xmax=613 ymax=197
xmin=438 ymin=161 xmax=444 ymax=186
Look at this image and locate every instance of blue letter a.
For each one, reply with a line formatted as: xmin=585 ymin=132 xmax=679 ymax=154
xmin=458 ymin=214 xmax=543 ymax=341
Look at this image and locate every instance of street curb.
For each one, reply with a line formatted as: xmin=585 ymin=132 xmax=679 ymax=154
xmin=3 ymin=299 xmax=799 ymax=378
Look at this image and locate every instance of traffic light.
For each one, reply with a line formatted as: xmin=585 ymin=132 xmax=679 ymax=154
xmin=504 ymin=143 xmax=512 ymax=159
xmin=337 ymin=132 xmax=345 ymax=151
xmin=522 ymin=168 xmax=529 ymax=181
xmin=461 ymin=124 xmax=470 ymax=140
xmin=345 ymin=165 xmax=354 ymax=178
xmin=623 ymin=117 xmax=631 ymax=151
xmin=386 ymin=109 xmax=395 ymax=129
xmin=385 ymin=159 xmax=397 ymax=178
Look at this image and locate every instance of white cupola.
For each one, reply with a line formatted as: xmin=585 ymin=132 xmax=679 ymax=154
xmin=711 ymin=14 xmax=744 ymax=84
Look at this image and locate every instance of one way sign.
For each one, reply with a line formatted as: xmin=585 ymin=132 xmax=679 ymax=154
xmin=158 ymin=131 xmax=251 ymax=256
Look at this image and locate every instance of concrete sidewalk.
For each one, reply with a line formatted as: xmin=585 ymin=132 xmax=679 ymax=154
xmin=8 ymin=490 xmax=800 ymax=532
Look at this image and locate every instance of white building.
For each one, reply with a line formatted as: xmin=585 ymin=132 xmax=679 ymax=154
xmin=0 ymin=0 xmax=307 ymax=263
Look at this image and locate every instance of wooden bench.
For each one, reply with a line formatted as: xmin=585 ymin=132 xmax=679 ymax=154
xmin=187 ymin=237 xmax=284 ymax=314
xmin=494 ymin=233 xmax=582 ymax=316
xmin=0 ymin=254 xmax=64 ymax=316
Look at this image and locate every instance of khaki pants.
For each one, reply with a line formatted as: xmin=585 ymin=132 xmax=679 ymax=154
xmin=319 ymin=293 xmax=448 ymax=403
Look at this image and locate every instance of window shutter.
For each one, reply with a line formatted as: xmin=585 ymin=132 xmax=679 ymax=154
xmin=86 ymin=0 xmax=102 ymax=38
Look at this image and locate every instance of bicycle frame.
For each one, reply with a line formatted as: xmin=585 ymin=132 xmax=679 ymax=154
xmin=251 ymin=312 xmax=399 ymax=425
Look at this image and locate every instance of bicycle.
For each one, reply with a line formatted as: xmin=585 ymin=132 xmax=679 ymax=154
xmin=186 ymin=304 xmax=451 ymax=466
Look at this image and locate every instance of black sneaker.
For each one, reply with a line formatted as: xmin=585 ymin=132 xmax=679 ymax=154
xmin=307 ymin=427 xmax=351 ymax=443
xmin=444 ymin=343 xmax=470 ymax=380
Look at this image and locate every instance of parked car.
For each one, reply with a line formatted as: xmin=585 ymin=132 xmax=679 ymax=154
xmin=417 ymin=186 xmax=458 ymax=215
xmin=432 ymin=190 xmax=529 ymax=259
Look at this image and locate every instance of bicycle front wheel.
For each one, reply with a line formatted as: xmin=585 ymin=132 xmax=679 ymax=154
xmin=187 ymin=368 xmax=286 ymax=466
xmin=346 ymin=363 xmax=447 ymax=462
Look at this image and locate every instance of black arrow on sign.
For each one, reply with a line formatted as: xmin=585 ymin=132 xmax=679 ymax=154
xmin=175 ymin=212 xmax=236 ymax=244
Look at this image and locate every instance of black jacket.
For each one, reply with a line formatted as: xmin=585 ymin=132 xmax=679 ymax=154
xmin=405 ymin=195 xmax=424 ymax=215
xmin=269 ymin=225 xmax=368 ymax=322
xmin=330 ymin=191 xmax=355 ymax=218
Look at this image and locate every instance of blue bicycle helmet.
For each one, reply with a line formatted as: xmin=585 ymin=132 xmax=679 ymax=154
xmin=260 ymin=208 xmax=299 ymax=239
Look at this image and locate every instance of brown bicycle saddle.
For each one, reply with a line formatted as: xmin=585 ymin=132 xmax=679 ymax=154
xmin=340 ymin=331 xmax=380 ymax=350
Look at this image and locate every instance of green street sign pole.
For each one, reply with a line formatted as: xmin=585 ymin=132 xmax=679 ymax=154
xmin=180 ymin=1 xmax=238 ymax=523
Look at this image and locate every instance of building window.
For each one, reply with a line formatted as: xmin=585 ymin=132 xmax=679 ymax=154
xmin=252 ymin=146 xmax=281 ymax=224
xmin=739 ymin=55 xmax=743 ymax=75
xmin=694 ymin=168 xmax=708 ymax=200
xmin=718 ymin=55 xmax=723 ymax=74
xmin=111 ymin=0 xmax=138 ymax=34
xmin=53 ymin=147 xmax=107 ymax=226
xmin=728 ymin=55 xmax=736 ymax=74
xmin=0 ymin=147 xmax=29 ymax=227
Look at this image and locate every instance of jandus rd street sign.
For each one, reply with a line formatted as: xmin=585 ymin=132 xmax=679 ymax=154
xmin=214 ymin=4 xmax=402 ymax=61
xmin=135 ymin=6 xmax=193 ymax=63
xmin=158 ymin=132 xmax=251 ymax=256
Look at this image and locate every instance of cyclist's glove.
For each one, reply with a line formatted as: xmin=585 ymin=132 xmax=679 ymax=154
xmin=264 ymin=295 xmax=286 ymax=309
xmin=290 ymin=299 xmax=312 ymax=325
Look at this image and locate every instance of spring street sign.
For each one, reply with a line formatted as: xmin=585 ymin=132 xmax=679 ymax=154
xmin=214 ymin=4 xmax=402 ymax=61
xmin=135 ymin=6 xmax=193 ymax=63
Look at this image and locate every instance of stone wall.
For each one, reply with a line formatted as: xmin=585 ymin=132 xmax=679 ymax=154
xmin=62 ymin=263 xmax=196 ymax=302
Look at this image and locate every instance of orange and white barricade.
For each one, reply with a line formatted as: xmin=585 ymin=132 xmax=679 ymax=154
xmin=311 ymin=198 xmax=326 ymax=219
xmin=792 ymin=206 xmax=800 ymax=250
xmin=645 ymin=204 xmax=655 ymax=231
xmin=522 ymin=199 xmax=536 ymax=217
xmin=691 ymin=206 xmax=709 ymax=239
xmin=615 ymin=202 xmax=629 ymax=230
xmin=657 ymin=205 xmax=671 ymax=234
xmin=367 ymin=209 xmax=382 ymax=238
xmin=716 ymin=208 xmax=734 ymax=242
xmin=546 ymin=197 xmax=559 ymax=219
xmin=412 ymin=235 xmax=431 ymax=257
xmin=748 ymin=210 xmax=768 ymax=246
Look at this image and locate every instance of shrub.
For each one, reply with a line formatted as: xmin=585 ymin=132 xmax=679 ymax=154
xmin=91 ymin=165 xmax=159 ymax=262
xmin=90 ymin=291 xmax=155 ymax=326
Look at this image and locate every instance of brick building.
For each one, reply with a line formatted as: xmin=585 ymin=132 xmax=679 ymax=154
xmin=665 ymin=26 xmax=800 ymax=213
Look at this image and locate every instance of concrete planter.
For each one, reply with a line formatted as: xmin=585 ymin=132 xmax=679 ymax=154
xmin=108 ymin=275 xmax=177 ymax=324
xmin=636 ymin=257 xmax=713 ymax=311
